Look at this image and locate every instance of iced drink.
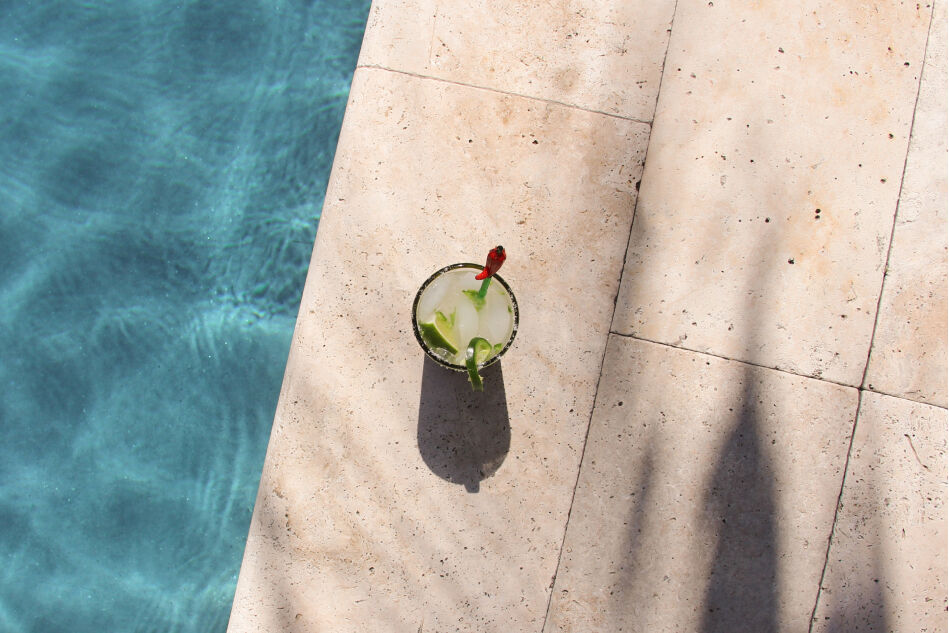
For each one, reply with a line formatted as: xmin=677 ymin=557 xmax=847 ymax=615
xmin=412 ymin=263 xmax=518 ymax=371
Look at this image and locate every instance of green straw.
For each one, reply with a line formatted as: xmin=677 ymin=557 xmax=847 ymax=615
xmin=476 ymin=277 xmax=491 ymax=299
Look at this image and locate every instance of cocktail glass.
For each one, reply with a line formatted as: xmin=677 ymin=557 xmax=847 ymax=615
xmin=412 ymin=261 xmax=518 ymax=389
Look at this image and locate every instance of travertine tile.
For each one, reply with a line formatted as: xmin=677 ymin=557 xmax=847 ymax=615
xmin=813 ymin=391 xmax=947 ymax=632
xmin=865 ymin=0 xmax=947 ymax=408
xmin=227 ymin=67 xmax=649 ymax=632
xmin=358 ymin=0 xmax=677 ymax=122
xmin=545 ymin=335 xmax=857 ymax=633
xmin=612 ymin=0 xmax=932 ymax=385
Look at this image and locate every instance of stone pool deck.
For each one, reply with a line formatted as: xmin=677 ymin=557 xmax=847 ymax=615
xmin=227 ymin=1 xmax=947 ymax=631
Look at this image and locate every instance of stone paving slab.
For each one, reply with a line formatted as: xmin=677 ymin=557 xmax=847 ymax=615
xmin=864 ymin=0 xmax=947 ymax=408
xmin=357 ymin=0 xmax=677 ymax=122
xmin=612 ymin=0 xmax=933 ymax=386
xmin=226 ymin=67 xmax=650 ymax=632
xmin=545 ymin=335 xmax=858 ymax=633
xmin=813 ymin=391 xmax=947 ymax=633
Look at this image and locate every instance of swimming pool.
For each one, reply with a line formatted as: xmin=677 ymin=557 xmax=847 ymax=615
xmin=0 ymin=1 xmax=369 ymax=630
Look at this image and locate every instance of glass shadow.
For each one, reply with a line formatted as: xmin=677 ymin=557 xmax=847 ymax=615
xmin=417 ymin=359 xmax=511 ymax=493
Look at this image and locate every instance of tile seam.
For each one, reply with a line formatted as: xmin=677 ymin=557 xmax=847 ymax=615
xmin=806 ymin=388 xmax=866 ymax=633
xmin=810 ymin=12 xmax=940 ymax=627
xmin=861 ymin=386 xmax=947 ymax=411
xmin=355 ymin=64 xmax=652 ymax=125
xmin=612 ymin=330 xmax=946 ymax=410
xmin=857 ymin=1 xmax=936 ymax=393
xmin=610 ymin=330 xmax=860 ymax=390
xmin=540 ymin=1 xmax=680 ymax=629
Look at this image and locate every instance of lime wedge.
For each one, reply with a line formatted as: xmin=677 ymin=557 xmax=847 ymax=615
xmin=419 ymin=311 xmax=459 ymax=355
xmin=465 ymin=337 xmax=493 ymax=391
xmin=462 ymin=289 xmax=486 ymax=311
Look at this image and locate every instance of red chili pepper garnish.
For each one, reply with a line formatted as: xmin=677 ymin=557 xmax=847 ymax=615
xmin=475 ymin=245 xmax=506 ymax=280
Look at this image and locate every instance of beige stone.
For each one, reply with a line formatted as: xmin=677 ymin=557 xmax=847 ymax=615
xmin=358 ymin=0 xmax=677 ymax=122
xmin=545 ymin=334 xmax=858 ymax=633
xmin=612 ymin=0 xmax=932 ymax=386
xmin=864 ymin=0 xmax=947 ymax=408
xmin=226 ymin=67 xmax=650 ymax=632
xmin=813 ymin=391 xmax=947 ymax=633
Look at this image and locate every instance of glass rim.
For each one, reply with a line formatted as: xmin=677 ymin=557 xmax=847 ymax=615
xmin=412 ymin=262 xmax=519 ymax=371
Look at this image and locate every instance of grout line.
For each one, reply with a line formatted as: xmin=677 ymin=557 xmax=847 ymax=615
xmin=857 ymin=1 xmax=936 ymax=393
xmin=610 ymin=330 xmax=859 ymax=389
xmin=809 ymin=12 xmax=936 ymax=624
xmin=806 ymin=388 xmax=866 ymax=632
xmin=861 ymin=386 xmax=947 ymax=411
xmin=356 ymin=64 xmax=652 ymax=125
xmin=611 ymin=330 xmax=947 ymax=410
xmin=540 ymin=1 xmax=679 ymax=629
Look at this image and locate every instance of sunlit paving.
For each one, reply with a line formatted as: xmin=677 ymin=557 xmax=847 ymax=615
xmin=2 ymin=0 xmax=945 ymax=632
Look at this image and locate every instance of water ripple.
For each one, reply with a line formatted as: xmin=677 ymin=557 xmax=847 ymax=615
xmin=0 ymin=0 xmax=370 ymax=630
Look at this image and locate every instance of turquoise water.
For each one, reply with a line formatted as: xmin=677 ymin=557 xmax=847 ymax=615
xmin=0 ymin=1 xmax=368 ymax=630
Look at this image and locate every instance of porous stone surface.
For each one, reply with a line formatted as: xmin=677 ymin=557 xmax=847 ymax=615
xmin=545 ymin=335 xmax=858 ymax=633
xmin=226 ymin=67 xmax=650 ymax=633
xmin=357 ymin=0 xmax=677 ymax=121
xmin=611 ymin=0 xmax=933 ymax=386
xmin=813 ymin=391 xmax=947 ymax=633
xmin=228 ymin=0 xmax=947 ymax=629
xmin=864 ymin=0 xmax=947 ymax=408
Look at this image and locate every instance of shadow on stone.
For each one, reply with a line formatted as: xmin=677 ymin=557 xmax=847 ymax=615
xmin=417 ymin=358 xmax=510 ymax=493
xmin=820 ymin=554 xmax=888 ymax=633
xmin=701 ymin=374 xmax=778 ymax=633
xmin=816 ymin=473 xmax=888 ymax=633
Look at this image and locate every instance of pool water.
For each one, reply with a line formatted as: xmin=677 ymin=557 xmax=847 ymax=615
xmin=0 ymin=1 xmax=369 ymax=630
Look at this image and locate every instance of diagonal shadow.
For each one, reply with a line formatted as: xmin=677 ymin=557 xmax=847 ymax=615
xmin=417 ymin=359 xmax=511 ymax=493
xmin=812 ymin=409 xmax=888 ymax=633
xmin=607 ymin=428 xmax=657 ymax=625
xmin=700 ymin=373 xmax=778 ymax=633
xmin=819 ymin=495 xmax=888 ymax=633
